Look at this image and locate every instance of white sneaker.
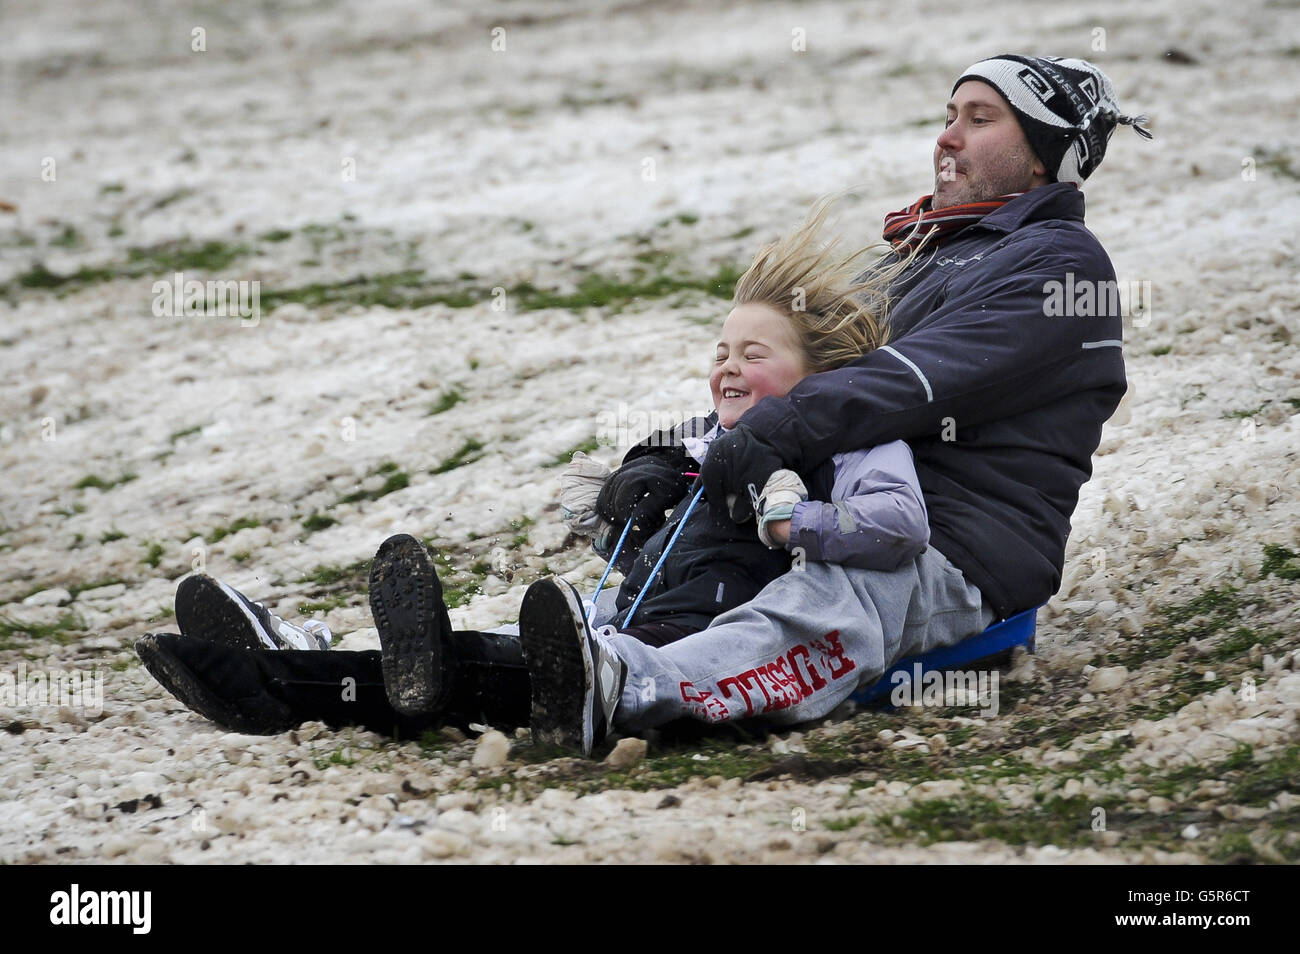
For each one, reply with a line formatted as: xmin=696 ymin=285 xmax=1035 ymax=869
xmin=175 ymin=575 xmax=332 ymax=651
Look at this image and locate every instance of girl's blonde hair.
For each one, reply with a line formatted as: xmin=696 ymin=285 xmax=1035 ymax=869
xmin=731 ymin=192 xmax=927 ymax=373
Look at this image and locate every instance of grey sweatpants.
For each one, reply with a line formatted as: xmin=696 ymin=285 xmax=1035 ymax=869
xmin=604 ymin=546 xmax=996 ymax=730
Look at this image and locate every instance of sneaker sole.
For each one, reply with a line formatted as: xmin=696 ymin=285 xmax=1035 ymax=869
xmin=368 ymin=534 xmax=450 ymax=717
xmin=520 ymin=578 xmax=594 ymax=755
xmin=175 ymin=575 xmax=277 ymax=651
xmin=135 ymin=634 xmax=296 ymax=735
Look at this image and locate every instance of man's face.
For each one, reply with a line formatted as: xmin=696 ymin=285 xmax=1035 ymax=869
xmin=932 ymin=80 xmax=1049 ymax=209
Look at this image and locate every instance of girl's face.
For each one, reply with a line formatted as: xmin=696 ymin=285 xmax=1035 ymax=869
xmin=710 ymin=303 xmax=809 ymax=429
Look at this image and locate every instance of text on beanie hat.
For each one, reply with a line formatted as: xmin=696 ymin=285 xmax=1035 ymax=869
xmin=952 ymin=54 xmax=1152 ymax=185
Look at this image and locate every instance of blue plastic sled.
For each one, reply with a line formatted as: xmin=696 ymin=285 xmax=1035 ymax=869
xmin=849 ymin=606 xmax=1040 ymax=707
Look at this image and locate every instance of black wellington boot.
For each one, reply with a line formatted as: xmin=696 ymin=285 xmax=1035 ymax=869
xmin=368 ymin=533 xmax=531 ymax=730
xmin=439 ymin=629 xmax=532 ymax=730
xmin=137 ymin=633 xmax=432 ymax=737
xmin=252 ymin=630 xmax=530 ymax=734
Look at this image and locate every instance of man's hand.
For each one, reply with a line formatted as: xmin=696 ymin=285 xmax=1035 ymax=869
xmin=596 ymin=455 xmax=690 ymax=548
xmin=701 ymin=422 xmax=788 ymax=523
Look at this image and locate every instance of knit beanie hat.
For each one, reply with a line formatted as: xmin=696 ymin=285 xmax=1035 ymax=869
xmin=952 ymin=54 xmax=1152 ymax=185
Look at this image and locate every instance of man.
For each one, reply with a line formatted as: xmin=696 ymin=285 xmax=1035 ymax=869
xmin=521 ymin=54 xmax=1151 ymax=749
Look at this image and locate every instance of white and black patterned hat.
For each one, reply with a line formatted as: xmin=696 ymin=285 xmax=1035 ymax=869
xmin=953 ymin=54 xmax=1152 ymax=185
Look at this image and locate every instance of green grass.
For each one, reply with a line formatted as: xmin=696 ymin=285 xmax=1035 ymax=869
xmin=259 ymin=270 xmax=479 ymax=311
xmin=149 ymin=187 xmax=193 ymax=210
xmin=1223 ymin=404 xmax=1265 ymax=420
xmin=51 ymin=225 xmax=81 ymax=248
xmin=1142 ymin=744 xmax=1254 ymax=801
xmin=509 ymin=262 xmax=743 ymax=312
xmin=338 ymin=465 xmax=410 ymax=504
xmin=259 ymin=229 xmax=293 ymax=242
xmin=437 ymin=562 xmax=488 ymax=610
xmin=1148 ymin=345 xmax=1172 ymax=356
xmin=1102 ymin=585 xmax=1248 ymax=670
xmin=427 ymin=389 xmax=464 ymax=415
xmin=168 ymin=424 xmax=203 ymax=442
xmin=1231 ymin=742 xmax=1300 ymax=806
xmin=0 ymin=611 xmax=86 ymax=647
xmin=548 ymin=436 xmax=602 ymax=467
xmin=75 ymin=472 xmax=137 ymax=491
xmin=127 ymin=239 xmax=249 ymax=273
xmin=6 ymin=238 xmax=252 ymax=297
xmin=312 ymin=747 xmax=358 ymax=770
xmin=298 ymin=594 xmax=348 ymax=615
xmin=141 ymin=541 xmax=164 ymax=568
xmin=298 ymin=559 xmax=370 ymax=590
xmin=99 ymin=529 xmax=126 ymax=543
xmin=250 ymin=259 xmax=745 ymax=317
xmin=1255 ymin=145 xmax=1300 ymax=180
xmin=822 ymin=814 xmax=865 ymax=831
xmin=1096 ymin=579 xmax=1283 ymax=720
xmin=15 ymin=263 xmax=116 ymax=290
xmin=431 ymin=439 xmax=485 ymax=474
xmin=208 ymin=516 xmax=261 ymax=544
xmin=508 ymin=515 xmax=536 ymax=549
xmin=301 ymin=512 xmax=337 ymax=534
xmin=68 ymin=578 xmax=128 ymax=599
xmin=1261 ymin=543 xmax=1300 ymax=580
xmin=539 ymin=738 xmax=786 ymax=794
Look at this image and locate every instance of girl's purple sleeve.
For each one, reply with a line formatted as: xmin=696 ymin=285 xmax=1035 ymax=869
xmin=786 ymin=440 xmax=929 ymax=570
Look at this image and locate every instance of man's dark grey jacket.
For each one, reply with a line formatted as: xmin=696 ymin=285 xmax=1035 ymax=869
xmin=743 ymin=182 xmax=1127 ymax=620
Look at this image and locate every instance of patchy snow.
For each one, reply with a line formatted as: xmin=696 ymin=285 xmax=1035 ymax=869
xmin=1 ymin=0 xmax=1297 ymax=863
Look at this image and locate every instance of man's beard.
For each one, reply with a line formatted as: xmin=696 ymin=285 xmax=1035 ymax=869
xmin=932 ymin=153 xmax=1039 ymax=209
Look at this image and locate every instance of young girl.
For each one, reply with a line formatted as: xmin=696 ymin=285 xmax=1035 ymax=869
xmin=137 ymin=196 xmax=929 ymax=749
xmin=522 ymin=198 xmax=931 ymax=752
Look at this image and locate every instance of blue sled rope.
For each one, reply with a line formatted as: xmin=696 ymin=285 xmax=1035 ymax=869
xmin=586 ymin=518 xmax=633 ymax=626
xmin=620 ymin=485 xmax=706 ymax=629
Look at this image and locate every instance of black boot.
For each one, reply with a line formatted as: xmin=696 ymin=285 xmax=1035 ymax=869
xmin=440 ymin=629 xmax=531 ymax=729
xmin=137 ymin=633 xmax=431 ymax=737
xmin=139 ymin=629 xmax=531 ymax=736
xmin=369 ymin=534 xmax=457 ymax=717
xmin=256 ymin=645 xmax=435 ymax=736
xmin=368 ymin=533 xmax=531 ymax=729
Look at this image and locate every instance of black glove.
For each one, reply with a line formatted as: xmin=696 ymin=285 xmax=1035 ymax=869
xmin=596 ymin=455 xmax=691 ymax=547
xmin=700 ymin=422 xmax=788 ymax=523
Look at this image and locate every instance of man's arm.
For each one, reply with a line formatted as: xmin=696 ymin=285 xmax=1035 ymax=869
xmin=703 ymin=231 xmax=1125 ymax=515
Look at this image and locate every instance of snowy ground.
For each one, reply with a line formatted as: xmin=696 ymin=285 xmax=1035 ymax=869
xmin=1 ymin=0 xmax=1297 ymax=863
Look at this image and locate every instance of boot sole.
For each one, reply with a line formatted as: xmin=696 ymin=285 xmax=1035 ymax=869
xmin=520 ymin=578 xmax=594 ymax=755
xmin=368 ymin=534 xmax=451 ymax=717
xmin=175 ymin=575 xmax=276 ymax=651
xmin=136 ymin=634 xmax=296 ymax=735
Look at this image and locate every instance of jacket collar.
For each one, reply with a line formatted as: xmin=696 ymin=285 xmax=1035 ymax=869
xmin=966 ymin=181 xmax=1086 ymax=235
xmin=682 ymin=420 xmax=726 ymax=464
